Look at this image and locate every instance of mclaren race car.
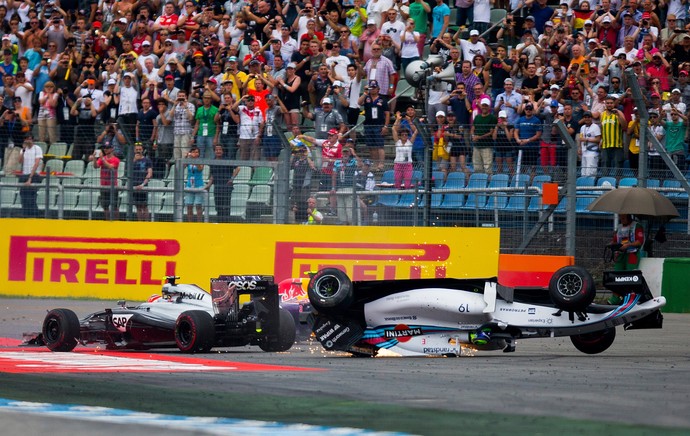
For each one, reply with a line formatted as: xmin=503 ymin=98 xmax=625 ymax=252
xmin=39 ymin=275 xmax=296 ymax=353
xmin=306 ymin=266 xmax=666 ymax=356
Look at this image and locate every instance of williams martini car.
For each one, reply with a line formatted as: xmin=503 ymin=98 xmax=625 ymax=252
xmin=39 ymin=275 xmax=296 ymax=353
xmin=306 ymin=266 xmax=666 ymax=356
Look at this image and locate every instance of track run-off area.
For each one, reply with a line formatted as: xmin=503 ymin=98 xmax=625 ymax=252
xmin=1 ymin=298 xmax=689 ymax=435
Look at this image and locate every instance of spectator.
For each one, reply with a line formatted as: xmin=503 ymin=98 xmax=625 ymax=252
xmin=304 ymin=197 xmax=324 ymax=224
xmin=18 ymin=137 xmax=43 ymax=218
xmin=37 ymin=81 xmax=59 ymax=144
xmin=662 ymin=106 xmax=689 ymax=173
xmin=290 ymin=143 xmax=316 ymax=223
xmin=392 ymin=112 xmax=416 ymax=189
xmin=132 ymin=142 xmax=153 ymax=221
xmin=578 ymin=111 xmax=601 ymax=177
xmin=363 ymin=43 xmax=396 ymax=101
xmin=172 ymin=90 xmax=196 ymax=161
xmin=493 ymin=110 xmax=515 ymax=174
xmin=600 ymin=96 xmax=626 ymax=172
xmin=70 ymin=95 xmax=98 ymax=161
xmin=92 ymin=143 xmax=120 ymax=221
xmin=299 ymin=129 xmax=343 ymax=213
xmin=331 ymin=146 xmax=363 ymax=225
xmin=471 ymin=99 xmax=498 ymax=174
xmin=136 ymin=97 xmax=158 ymax=151
xmin=153 ymin=99 xmax=175 ymax=177
xmin=514 ymin=102 xmax=542 ymax=174
xmin=206 ymin=145 xmax=240 ymax=223
xmin=430 ymin=0 xmax=450 ymax=41
xmin=192 ymin=92 xmax=219 ymax=158
xmin=431 ymin=111 xmax=450 ymax=174
xmin=302 ymin=95 xmax=346 ymax=140
xmin=116 ymin=72 xmax=139 ymax=140
xmin=233 ymin=94 xmax=264 ymax=160
xmin=494 ymin=78 xmax=522 ymax=126
xmin=184 ymin=146 xmax=205 ymax=222
xmin=262 ymin=94 xmax=288 ymax=161
xmin=359 ymin=80 xmax=390 ymax=170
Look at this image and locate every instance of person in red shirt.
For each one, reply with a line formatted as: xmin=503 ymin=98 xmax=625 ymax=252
xmin=92 ymin=143 xmax=120 ymax=221
xmin=153 ymin=2 xmax=179 ymax=33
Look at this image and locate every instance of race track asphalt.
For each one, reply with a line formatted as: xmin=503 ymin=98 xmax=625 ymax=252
xmin=1 ymin=297 xmax=689 ymax=435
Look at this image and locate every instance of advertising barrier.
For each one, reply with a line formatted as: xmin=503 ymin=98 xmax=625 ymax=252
xmin=1 ymin=219 xmax=500 ymax=300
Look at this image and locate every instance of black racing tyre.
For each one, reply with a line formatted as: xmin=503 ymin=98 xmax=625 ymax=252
xmin=175 ymin=310 xmax=215 ymax=353
xmin=307 ymin=268 xmax=354 ymax=313
xmin=259 ymin=308 xmax=297 ymax=352
xmin=549 ymin=266 xmax=596 ymax=312
xmin=42 ymin=308 xmax=80 ymax=352
xmin=570 ymin=328 xmax=617 ymax=354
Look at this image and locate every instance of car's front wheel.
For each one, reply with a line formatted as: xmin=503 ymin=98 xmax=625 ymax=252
xmin=570 ymin=328 xmax=616 ymax=354
xmin=42 ymin=308 xmax=80 ymax=352
xmin=175 ymin=310 xmax=215 ymax=353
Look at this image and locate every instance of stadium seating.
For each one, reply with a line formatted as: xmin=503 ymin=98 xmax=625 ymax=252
xmin=461 ymin=173 xmax=489 ymax=210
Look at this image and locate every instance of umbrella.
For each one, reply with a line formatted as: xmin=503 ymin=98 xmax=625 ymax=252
xmin=587 ymin=187 xmax=679 ymax=219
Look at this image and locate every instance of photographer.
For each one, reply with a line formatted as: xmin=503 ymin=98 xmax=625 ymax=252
xmin=172 ymin=90 xmax=196 ymax=161
xmin=96 ymin=122 xmax=127 ymax=159
xmin=70 ymin=96 xmax=98 ymax=161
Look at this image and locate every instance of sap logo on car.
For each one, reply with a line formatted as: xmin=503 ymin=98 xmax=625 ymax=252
xmin=111 ymin=314 xmax=134 ymax=332
xmin=528 ymin=308 xmax=536 ymax=315
xmin=614 ymin=275 xmax=639 ymax=283
xmin=229 ymin=280 xmax=258 ymax=290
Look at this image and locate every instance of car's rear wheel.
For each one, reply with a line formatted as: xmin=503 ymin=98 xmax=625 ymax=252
xmin=307 ymin=268 xmax=353 ymax=313
xmin=259 ymin=308 xmax=296 ymax=352
xmin=570 ymin=328 xmax=616 ymax=354
xmin=42 ymin=308 xmax=80 ymax=352
xmin=175 ymin=310 xmax=215 ymax=353
xmin=549 ymin=266 xmax=596 ymax=312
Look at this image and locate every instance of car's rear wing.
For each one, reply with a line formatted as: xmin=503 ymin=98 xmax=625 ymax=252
xmin=210 ymin=275 xmax=278 ymax=318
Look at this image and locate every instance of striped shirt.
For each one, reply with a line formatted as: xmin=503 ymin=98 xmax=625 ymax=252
xmin=600 ymin=110 xmax=623 ymax=149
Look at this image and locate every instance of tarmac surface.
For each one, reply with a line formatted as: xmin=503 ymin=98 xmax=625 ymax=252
xmin=1 ymin=297 xmax=689 ymax=435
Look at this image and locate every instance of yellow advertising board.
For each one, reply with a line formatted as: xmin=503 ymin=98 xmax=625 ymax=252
xmin=0 ymin=219 xmax=500 ymax=300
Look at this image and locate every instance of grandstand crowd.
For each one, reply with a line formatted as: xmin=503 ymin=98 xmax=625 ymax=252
xmin=1 ymin=0 xmax=690 ymax=222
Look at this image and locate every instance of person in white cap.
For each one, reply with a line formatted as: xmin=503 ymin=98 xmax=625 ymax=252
xmin=493 ymin=110 xmax=515 ymax=174
xmin=455 ymin=29 xmax=488 ymax=64
xmin=662 ymin=88 xmax=687 ymax=122
xmin=470 ymin=98 xmax=497 ymax=174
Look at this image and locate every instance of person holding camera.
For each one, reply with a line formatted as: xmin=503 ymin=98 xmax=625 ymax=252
xmin=358 ymin=79 xmax=390 ymax=171
xmin=293 ymin=2 xmax=317 ymax=41
xmin=91 ymin=142 xmax=120 ymax=220
xmin=70 ymin=95 xmax=98 ymax=161
xmin=172 ymin=90 xmax=196 ymax=161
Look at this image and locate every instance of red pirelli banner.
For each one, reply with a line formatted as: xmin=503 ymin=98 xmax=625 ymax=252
xmin=1 ymin=219 xmax=500 ymax=300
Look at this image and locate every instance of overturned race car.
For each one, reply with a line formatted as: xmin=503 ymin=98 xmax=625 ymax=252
xmin=39 ymin=275 xmax=296 ymax=353
xmin=306 ymin=266 xmax=666 ymax=357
